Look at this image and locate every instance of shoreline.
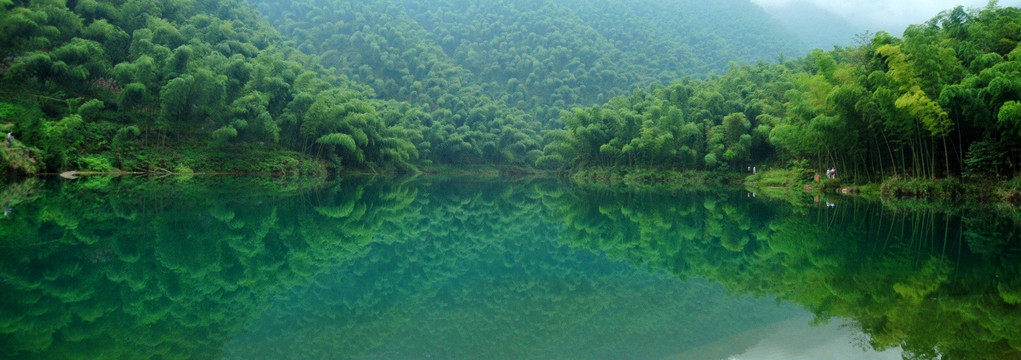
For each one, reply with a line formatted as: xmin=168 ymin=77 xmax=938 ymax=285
xmin=744 ymin=168 xmax=1021 ymax=206
xmin=11 ymin=166 xmax=1021 ymax=206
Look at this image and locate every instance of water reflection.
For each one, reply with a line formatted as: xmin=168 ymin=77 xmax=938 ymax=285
xmin=545 ymin=185 xmax=1021 ymax=359
xmin=223 ymin=177 xmax=800 ymax=359
xmin=720 ymin=318 xmax=901 ymax=360
xmin=0 ymin=176 xmax=1018 ymax=359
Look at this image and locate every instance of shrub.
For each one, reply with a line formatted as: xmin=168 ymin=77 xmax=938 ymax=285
xmin=173 ymin=163 xmax=194 ymax=174
xmin=881 ymin=177 xmax=962 ymax=200
xmin=79 ymin=154 xmax=117 ymax=172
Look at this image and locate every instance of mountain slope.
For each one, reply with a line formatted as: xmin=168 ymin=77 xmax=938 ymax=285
xmin=246 ymin=0 xmax=808 ymax=165
xmin=255 ymin=0 xmax=808 ymax=121
xmin=1 ymin=0 xmax=813 ymax=173
xmin=561 ymin=0 xmax=808 ymax=70
xmin=0 ymin=0 xmax=418 ymax=173
xmin=246 ymin=0 xmax=545 ymax=165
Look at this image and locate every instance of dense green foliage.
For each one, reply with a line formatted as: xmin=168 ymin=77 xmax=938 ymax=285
xmin=558 ymin=0 xmax=805 ymax=73
xmin=2 ymin=0 xmax=1019 ymax=183
xmin=244 ymin=0 xmax=544 ymax=165
xmin=0 ymin=0 xmax=419 ymax=174
xmin=541 ymin=4 xmax=1021 ymax=182
xmin=244 ymin=0 xmax=802 ymax=167
xmin=392 ymin=0 xmax=803 ymax=116
xmin=0 ymin=0 xmax=810 ymax=175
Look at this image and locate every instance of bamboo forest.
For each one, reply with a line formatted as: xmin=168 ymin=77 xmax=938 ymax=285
xmin=2 ymin=0 xmax=1021 ymax=359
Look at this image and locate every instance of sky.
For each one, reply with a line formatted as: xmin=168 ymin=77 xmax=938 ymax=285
xmin=750 ymin=0 xmax=1021 ymax=35
xmin=723 ymin=317 xmax=902 ymax=360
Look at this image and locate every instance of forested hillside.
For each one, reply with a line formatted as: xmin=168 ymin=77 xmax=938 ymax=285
xmin=245 ymin=0 xmax=804 ymax=167
xmin=561 ymin=0 xmax=806 ymax=71
xmin=392 ymin=0 xmax=805 ymax=117
xmin=538 ymin=4 xmax=1021 ymax=182
xmin=2 ymin=0 xmax=1019 ymax=182
xmin=240 ymin=0 xmax=544 ymax=166
xmin=0 ymin=0 xmax=419 ymax=175
xmin=0 ymin=0 xmax=806 ymax=175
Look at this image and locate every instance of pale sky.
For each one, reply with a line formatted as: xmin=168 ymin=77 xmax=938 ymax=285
xmin=722 ymin=317 xmax=902 ymax=360
xmin=750 ymin=0 xmax=1021 ymax=35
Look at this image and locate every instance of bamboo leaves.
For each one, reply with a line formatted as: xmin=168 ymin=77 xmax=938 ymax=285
xmin=877 ymin=44 xmax=952 ymax=137
xmin=999 ymin=101 xmax=1021 ymax=134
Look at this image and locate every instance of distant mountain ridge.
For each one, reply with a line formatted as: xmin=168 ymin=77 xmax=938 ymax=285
xmin=0 ymin=0 xmax=815 ymax=175
xmin=239 ymin=0 xmax=810 ymax=166
xmin=248 ymin=0 xmax=810 ymax=122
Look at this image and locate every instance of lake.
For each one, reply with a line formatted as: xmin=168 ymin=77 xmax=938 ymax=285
xmin=1 ymin=176 xmax=1018 ymax=359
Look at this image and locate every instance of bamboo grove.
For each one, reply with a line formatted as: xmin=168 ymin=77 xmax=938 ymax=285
xmin=539 ymin=4 xmax=1021 ymax=181
xmin=1 ymin=0 xmax=420 ymax=175
xmin=1 ymin=1 xmax=1019 ymax=181
xmin=0 ymin=0 xmax=820 ymax=175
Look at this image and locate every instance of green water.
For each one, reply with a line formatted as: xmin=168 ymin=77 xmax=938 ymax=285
xmin=0 ymin=176 xmax=1018 ymax=359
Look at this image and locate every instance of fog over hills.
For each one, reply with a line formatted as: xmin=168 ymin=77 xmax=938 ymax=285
xmin=759 ymin=1 xmax=860 ymax=50
xmin=752 ymin=0 xmax=1017 ymax=39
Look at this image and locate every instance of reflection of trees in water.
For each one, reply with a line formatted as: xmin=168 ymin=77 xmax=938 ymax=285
xmin=764 ymin=203 xmax=1021 ymax=360
xmin=229 ymin=180 xmax=568 ymax=358
xmin=544 ymin=187 xmax=1021 ymax=359
xmin=225 ymin=180 xmax=797 ymax=360
xmin=545 ymin=188 xmax=774 ymax=278
xmin=2 ymin=177 xmax=1020 ymax=359
xmin=0 ymin=176 xmax=416 ymax=359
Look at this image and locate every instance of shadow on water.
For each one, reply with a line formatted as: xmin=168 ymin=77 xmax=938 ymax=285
xmin=0 ymin=176 xmax=1018 ymax=359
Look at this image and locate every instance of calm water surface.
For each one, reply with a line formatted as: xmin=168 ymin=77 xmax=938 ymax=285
xmin=0 ymin=176 xmax=1018 ymax=359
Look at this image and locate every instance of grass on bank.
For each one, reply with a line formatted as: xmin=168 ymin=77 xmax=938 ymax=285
xmin=418 ymin=163 xmax=553 ymax=178
xmin=868 ymin=176 xmax=1020 ymax=204
xmin=5 ymin=140 xmax=330 ymax=177
xmin=104 ymin=142 xmax=329 ymax=176
xmin=743 ymin=168 xmax=814 ymax=188
xmin=568 ymin=167 xmax=744 ymax=191
xmin=745 ymin=166 xmax=1021 ymax=205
